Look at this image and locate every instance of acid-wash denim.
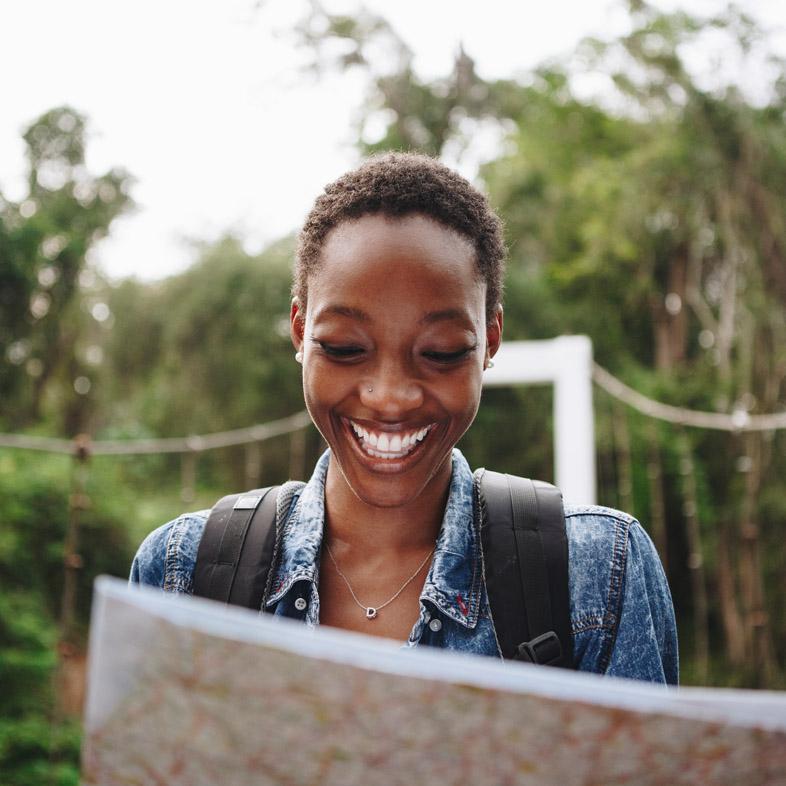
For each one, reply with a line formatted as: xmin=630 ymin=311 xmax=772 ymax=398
xmin=130 ymin=449 xmax=679 ymax=684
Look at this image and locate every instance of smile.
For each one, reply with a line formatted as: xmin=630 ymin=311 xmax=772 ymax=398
xmin=347 ymin=419 xmax=434 ymax=460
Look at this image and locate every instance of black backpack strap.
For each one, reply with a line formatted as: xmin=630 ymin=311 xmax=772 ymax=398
xmin=193 ymin=486 xmax=281 ymax=610
xmin=477 ymin=469 xmax=574 ymax=669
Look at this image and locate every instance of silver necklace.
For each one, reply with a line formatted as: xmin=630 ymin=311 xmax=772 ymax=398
xmin=324 ymin=541 xmax=436 ymax=620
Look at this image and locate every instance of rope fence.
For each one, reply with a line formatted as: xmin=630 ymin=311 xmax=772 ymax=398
xmin=1 ymin=364 xmax=785 ymax=459
xmin=591 ymin=364 xmax=786 ymax=432
xmin=0 ymin=410 xmax=313 ymax=455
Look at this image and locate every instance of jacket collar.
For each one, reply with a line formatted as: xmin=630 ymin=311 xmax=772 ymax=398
xmin=266 ymin=449 xmax=483 ymax=629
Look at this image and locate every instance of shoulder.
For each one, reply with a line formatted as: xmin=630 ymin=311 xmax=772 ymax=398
xmin=562 ymin=504 xmax=636 ymax=632
xmin=563 ymin=503 xmax=676 ymax=681
xmin=129 ymin=509 xmax=209 ymax=593
xmin=563 ymin=502 xmax=661 ymax=577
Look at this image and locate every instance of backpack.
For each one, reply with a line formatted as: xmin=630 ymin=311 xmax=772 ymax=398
xmin=193 ymin=470 xmax=574 ymax=669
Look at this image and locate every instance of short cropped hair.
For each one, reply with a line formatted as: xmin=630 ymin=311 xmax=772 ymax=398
xmin=294 ymin=152 xmax=505 ymax=323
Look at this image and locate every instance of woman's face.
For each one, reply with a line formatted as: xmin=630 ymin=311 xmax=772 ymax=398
xmin=291 ymin=213 xmax=502 ymax=508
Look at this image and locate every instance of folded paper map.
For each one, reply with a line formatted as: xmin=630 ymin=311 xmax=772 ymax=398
xmin=82 ymin=577 xmax=786 ymax=785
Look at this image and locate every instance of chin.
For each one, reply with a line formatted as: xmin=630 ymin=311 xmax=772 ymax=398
xmin=328 ymin=416 xmax=456 ymax=509
xmin=338 ymin=463 xmax=448 ymax=509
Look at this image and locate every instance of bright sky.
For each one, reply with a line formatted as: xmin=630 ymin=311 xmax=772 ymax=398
xmin=2 ymin=0 xmax=784 ymax=281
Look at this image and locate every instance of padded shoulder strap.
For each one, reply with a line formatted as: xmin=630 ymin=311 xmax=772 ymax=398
xmin=193 ymin=486 xmax=280 ymax=610
xmin=478 ymin=470 xmax=574 ymax=669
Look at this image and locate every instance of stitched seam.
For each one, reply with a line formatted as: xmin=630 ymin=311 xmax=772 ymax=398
xmin=466 ymin=494 xmax=482 ymax=625
xmin=262 ymin=483 xmax=303 ymax=610
xmin=575 ymin=623 xmax=614 ymax=633
xmin=573 ymin=614 xmax=616 ymax=634
xmin=572 ymin=612 xmax=615 ymax=629
xmin=266 ymin=567 xmax=316 ymax=605
xmin=563 ymin=508 xmax=635 ymax=525
xmin=163 ymin=518 xmax=189 ymax=592
xmin=473 ymin=470 xmax=504 ymax=659
xmin=599 ymin=517 xmax=630 ymax=672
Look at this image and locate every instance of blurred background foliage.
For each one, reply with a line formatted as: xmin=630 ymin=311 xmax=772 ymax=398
xmin=2 ymin=1 xmax=786 ymax=781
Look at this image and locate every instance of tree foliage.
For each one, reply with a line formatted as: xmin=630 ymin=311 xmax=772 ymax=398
xmin=0 ymin=107 xmax=133 ymax=434
xmin=0 ymin=452 xmax=134 ymax=784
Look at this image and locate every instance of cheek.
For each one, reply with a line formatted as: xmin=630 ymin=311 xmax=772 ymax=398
xmin=442 ymin=369 xmax=484 ymax=423
xmin=301 ymin=361 xmax=353 ymax=415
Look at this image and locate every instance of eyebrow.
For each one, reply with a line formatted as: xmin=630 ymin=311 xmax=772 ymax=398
xmin=314 ymin=305 xmax=474 ymax=329
xmin=314 ymin=305 xmax=371 ymax=323
xmin=418 ymin=308 xmax=474 ymax=327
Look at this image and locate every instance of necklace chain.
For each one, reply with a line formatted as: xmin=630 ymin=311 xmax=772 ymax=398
xmin=324 ymin=541 xmax=435 ymax=620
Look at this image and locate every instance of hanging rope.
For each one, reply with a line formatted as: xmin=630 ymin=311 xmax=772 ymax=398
xmin=0 ymin=410 xmax=313 ymax=455
xmin=591 ymin=363 xmax=786 ymax=432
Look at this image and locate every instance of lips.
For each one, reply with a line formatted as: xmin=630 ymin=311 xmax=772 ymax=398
xmin=345 ymin=418 xmax=435 ymax=460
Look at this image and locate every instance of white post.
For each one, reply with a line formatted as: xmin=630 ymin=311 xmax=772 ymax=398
xmin=482 ymin=336 xmax=596 ymax=504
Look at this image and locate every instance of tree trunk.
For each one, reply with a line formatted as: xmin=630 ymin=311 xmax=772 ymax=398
xmin=678 ymin=431 xmax=709 ymax=683
xmin=738 ymin=430 xmax=777 ymax=686
xmin=716 ymin=517 xmax=745 ymax=666
xmin=245 ymin=441 xmax=262 ymax=489
xmin=56 ymin=447 xmax=90 ymax=719
xmin=667 ymin=249 xmax=689 ymax=365
xmin=289 ymin=427 xmax=307 ymax=481
xmin=651 ymin=248 xmax=690 ymax=371
xmin=645 ymin=422 xmax=668 ymax=573
xmin=612 ymin=402 xmax=634 ymax=516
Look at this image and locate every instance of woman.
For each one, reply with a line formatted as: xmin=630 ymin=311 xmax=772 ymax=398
xmin=130 ymin=153 xmax=678 ymax=684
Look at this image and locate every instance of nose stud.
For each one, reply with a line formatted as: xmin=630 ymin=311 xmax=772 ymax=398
xmin=367 ymin=385 xmax=373 ymax=393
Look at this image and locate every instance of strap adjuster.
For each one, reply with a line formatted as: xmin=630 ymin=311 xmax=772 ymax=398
xmin=515 ymin=631 xmax=563 ymax=666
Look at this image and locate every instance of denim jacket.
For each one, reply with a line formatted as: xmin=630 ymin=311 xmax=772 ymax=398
xmin=130 ymin=449 xmax=678 ymax=684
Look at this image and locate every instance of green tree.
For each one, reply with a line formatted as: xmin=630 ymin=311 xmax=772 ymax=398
xmin=0 ymin=106 xmax=133 ymax=433
xmin=98 ymin=235 xmax=300 ymax=436
xmin=0 ymin=452 xmax=135 ymax=785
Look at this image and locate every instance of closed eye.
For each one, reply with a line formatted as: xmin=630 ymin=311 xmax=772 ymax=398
xmin=315 ymin=341 xmax=364 ymax=358
xmin=423 ymin=346 xmax=476 ymax=363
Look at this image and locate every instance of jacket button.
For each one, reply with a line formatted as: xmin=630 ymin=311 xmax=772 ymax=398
xmin=294 ymin=597 xmax=307 ymax=611
xmin=428 ymin=618 xmax=442 ymax=632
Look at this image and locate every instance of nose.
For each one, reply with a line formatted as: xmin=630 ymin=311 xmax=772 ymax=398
xmin=360 ymin=357 xmax=424 ymax=416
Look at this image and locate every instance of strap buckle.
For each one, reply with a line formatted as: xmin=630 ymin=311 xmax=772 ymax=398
xmin=515 ymin=631 xmax=563 ymax=666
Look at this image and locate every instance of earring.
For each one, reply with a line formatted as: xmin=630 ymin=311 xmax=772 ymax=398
xmin=486 ymin=358 xmax=495 ymax=369
xmin=295 ymin=350 xmax=303 ymax=363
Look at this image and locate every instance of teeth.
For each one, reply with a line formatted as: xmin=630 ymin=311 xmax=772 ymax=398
xmin=347 ymin=420 xmax=433 ymax=459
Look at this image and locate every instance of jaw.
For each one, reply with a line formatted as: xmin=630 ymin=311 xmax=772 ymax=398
xmin=326 ymin=414 xmax=454 ymax=508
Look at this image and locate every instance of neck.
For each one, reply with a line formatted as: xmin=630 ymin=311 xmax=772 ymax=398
xmin=323 ymin=455 xmax=451 ymax=554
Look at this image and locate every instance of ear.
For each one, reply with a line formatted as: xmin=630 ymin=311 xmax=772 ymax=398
xmin=290 ymin=297 xmax=306 ymax=352
xmin=486 ymin=304 xmax=503 ymax=359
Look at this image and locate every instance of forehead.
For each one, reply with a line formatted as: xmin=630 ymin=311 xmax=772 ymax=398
xmin=311 ymin=214 xmax=482 ymax=305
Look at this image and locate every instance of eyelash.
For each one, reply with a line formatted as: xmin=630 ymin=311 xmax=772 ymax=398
xmin=423 ymin=347 xmax=476 ymax=363
xmin=312 ymin=338 xmax=476 ymax=364
xmin=318 ymin=342 xmax=364 ymax=358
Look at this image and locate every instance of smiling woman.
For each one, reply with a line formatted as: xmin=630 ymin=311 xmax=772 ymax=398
xmin=130 ymin=153 xmax=678 ymax=683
